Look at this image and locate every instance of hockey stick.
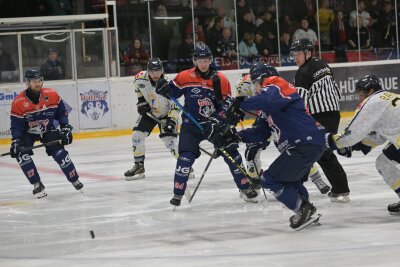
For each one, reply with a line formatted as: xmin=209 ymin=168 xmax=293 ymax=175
xmin=168 ymin=95 xmax=250 ymax=178
xmin=253 ymin=159 xmax=267 ymax=200
xmin=145 ymin=112 xmax=213 ymax=157
xmin=1 ymin=140 xmax=61 ymax=157
xmin=189 ymin=148 xmax=218 ymax=203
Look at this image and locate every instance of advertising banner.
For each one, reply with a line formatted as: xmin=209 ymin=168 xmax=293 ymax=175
xmin=77 ymin=81 xmax=111 ymax=129
xmin=0 ymin=85 xmax=24 ymax=139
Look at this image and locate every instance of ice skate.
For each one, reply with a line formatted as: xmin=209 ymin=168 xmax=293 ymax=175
xmin=124 ymin=162 xmax=145 ymax=180
xmin=249 ymin=177 xmax=261 ymax=191
xmin=72 ymin=179 xmax=84 ymax=191
xmin=290 ymin=201 xmax=318 ymax=230
xmin=33 ymin=181 xmax=47 ymax=198
xmin=328 ymin=192 xmax=350 ymax=203
xmin=388 ymin=201 xmax=400 ymax=215
xmin=239 ymin=188 xmax=258 ymax=203
xmin=170 ymin=194 xmax=183 ymax=209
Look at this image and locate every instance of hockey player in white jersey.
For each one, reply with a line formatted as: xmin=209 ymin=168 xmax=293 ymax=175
xmin=326 ymin=75 xmax=400 ymax=215
xmin=125 ymin=58 xmax=183 ymax=180
xmin=235 ymin=73 xmax=330 ymax=194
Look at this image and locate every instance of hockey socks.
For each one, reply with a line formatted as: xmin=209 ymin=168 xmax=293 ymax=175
xmin=17 ymin=154 xmax=41 ymax=184
xmin=221 ymin=148 xmax=249 ymax=190
xmin=52 ymin=149 xmax=79 ymax=182
xmin=173 ymin=152 xmax=195 ymax=195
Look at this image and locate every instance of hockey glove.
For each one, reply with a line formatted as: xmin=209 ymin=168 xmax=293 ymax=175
xmin=201 ymin=117 xmax=221 ymax=142
xmin=221 ymin=97 xmax=245 ymax=126
xmin=60 ymin=124 xmax=73 ymax=145
xmin=214 ymin=127 xmax=241 ymax=149
xmin=163 ymin=118 xmax=177 ymax=134
xmin=137 ymin=102 xmax=151 ymax=116
xmin=155 ymin=78 xmax=170 ymax=98
xmin=352 ymin=142 xmax=372 ymax=155
xmin=337 ymin=147 xmax=352 ymax=158
xmin=245 ymin=142 xmax=268 ymax=161
xmin=10 ymin=139 xmax=22 ymax=158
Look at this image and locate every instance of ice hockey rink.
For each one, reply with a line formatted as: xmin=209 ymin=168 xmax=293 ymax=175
xmin=0 ymin=134 xmax=399 ymax=267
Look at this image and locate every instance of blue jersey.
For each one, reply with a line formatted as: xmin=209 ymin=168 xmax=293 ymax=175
xmin=238 ymin=76 xmax=325 ymax=152
xmin=10 ymin=88 xmax=69 ymax=140
xmin=167 ymin=67 xmax=231 ymax=124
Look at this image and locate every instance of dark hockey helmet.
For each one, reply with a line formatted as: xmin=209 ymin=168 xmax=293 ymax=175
xmin=193 ymin=43 xmax=213 ymax=61
xmin=147 ymin=57 xmax=163 ymax=72
xmin=250 ymin=63 xmax=279 ymax=85
xmin=355 ymin=75 xmax=382 ymax=93
xmin=289 ymin=38 xmax=314 ymax=53
xmin=24 ymin=69 xmax=43 ymax=83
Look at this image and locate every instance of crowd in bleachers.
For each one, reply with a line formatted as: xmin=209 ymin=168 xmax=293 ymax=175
xmin=1 ymin=0 xmax=397 ymax=75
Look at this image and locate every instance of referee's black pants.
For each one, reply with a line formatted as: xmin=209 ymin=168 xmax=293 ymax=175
xmin=312 ymin=111 xmax=350 ymax=194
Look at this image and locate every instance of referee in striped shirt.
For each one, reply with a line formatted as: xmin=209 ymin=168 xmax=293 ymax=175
xmin=290 ymin=38 xmax=350 ymax=202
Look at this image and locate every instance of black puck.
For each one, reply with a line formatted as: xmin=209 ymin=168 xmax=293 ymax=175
xmin=90 ymin=230 xmax=95 ymax=239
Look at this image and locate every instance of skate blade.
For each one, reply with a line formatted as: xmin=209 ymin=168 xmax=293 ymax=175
xmin=35 ymin=191 xmax=47 ymax=199
xmin=294 ymin=213 xmax=322 ymax=231
xmin=125 ymin=174 xmax=145 ymax=181
xmin=329 ymin=196 xmax=350 ymax=203
xmin=389 ymin=211 xmax=400 ymax=216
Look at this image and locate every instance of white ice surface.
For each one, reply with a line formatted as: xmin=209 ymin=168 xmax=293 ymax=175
xmin=0 ymin=135 xmax=400 ymax=267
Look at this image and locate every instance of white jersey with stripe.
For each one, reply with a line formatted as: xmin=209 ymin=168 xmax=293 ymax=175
xmin=334 ymin=91 xmax=400 ymax=149
xmin=134 ymin=71 xmax=177 ymax=119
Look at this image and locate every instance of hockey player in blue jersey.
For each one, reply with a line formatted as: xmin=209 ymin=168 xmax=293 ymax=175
xmin=234 ymin=64 xmax=326 ymax=229
xmin=156 ymin=43 xmax=258 ymax=206
xmin=9 ymin=70 xmax=82 ymax=198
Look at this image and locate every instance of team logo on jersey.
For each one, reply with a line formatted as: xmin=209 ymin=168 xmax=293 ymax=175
xmin=28 ymin=119 xmax=49 ymax=134
xmin=191 ymin=87 xmax=201 ymax=94
xmin=23 ymin=102 xmax=30 ymax=108
xmin=80 ymin=90 xmax=110 ymax=120
xmin=198 ymin=97 xmax=215 ymax=118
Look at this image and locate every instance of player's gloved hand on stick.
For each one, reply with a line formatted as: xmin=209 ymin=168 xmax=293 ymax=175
xmin=201 ymin=117 xmax=221 ymax=142
xmin=155 ymin=78 xmax=170 ymax=98
xmin=10 ymin=139 xmax=22 ymax=158
xmin=213 ymin=127 xmax=241 ymax=149
xmin=163 ymin=118 xmax=177 ymax=134
xmin=337 ymin=147 xmax=352 ymax=158
xmin=137 ymin=103 xmax=151 ymax=116
xmin=60 ymin=124 xmax=73 ymax=145
xmin=221 ymin=97 xmax=245 ymax=125
xmin=245 ymin=142 xmax=268 ymax=161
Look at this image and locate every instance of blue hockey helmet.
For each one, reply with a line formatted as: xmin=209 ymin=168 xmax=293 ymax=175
xmin=193 ymin=43 xmax=213 ymax=61
xmin=24 ymin=69 xmax=43 ymax=83
xmin=250 ymin=63 xmax=279 ymax=85
xmin=147 ymin=57 xmax=163 ymax=72
xmin=355 ymin=75 xmax=382 ymax=94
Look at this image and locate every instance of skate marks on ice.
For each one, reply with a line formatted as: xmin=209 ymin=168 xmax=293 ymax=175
xmin=1 ymin=137 xmax=400 ymax=266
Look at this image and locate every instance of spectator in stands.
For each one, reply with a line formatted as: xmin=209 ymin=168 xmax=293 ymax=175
xmin=0 ymin=42 xmax=16 ymax=82
xmin=123 ymin=38 xmax=149 ymax=76
xmin=254 ymin=31 xmax=273 ymax=57
xmin=238 ymin=32 xmax=258 ymax=60
xmin=152 ymin=4 xmax=174 ymax=60
xmin=348 ymin=16 xmax=371 ymax=50
xmin=208 ymin=5 xmax=235 ymax=34
xmin=47 ymin=0 xmax=72 ymax=15
xmin=207 ymin=16 xmax=224 ymax=55
xmin=40 ymin=49 xmax=65 ymax=81
xmin=367 ymin=0 xmax=381 ymax=48
xmin=186 ymin=16 xmax=206 ymax=44
xmin=257 ymin=11 xmax=278 ymax=52
xmin=236 ymin=0 xmax=252 ymax=26
xmin=238 ymin=8 xmax=257 ymax=41
xmin=330 ymin=11 xmax=350 ymax=62
xmin=349 ymin=0 xmax=371 ymax=28
xmin=317 ymin=0 xmax=335 ymax=51
xmin=280 ymin=14 xmax=297 ymax=37
xmin=176 ymin=34 xmax=195 ymax=72
xmin=379 ymin=0 xmax=396 ymax=48
xmin=215 ymin=27 xmax=237 ymax=59
xmin=197 ymin=0 xmax=216 ymax=31
xmin=293 ymin=18 xmax=319 ymax=46
xmin=280 ymin=32 xmax=292 ymax=55
xmin=293 ymin=18 xmax=319 ymax=47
